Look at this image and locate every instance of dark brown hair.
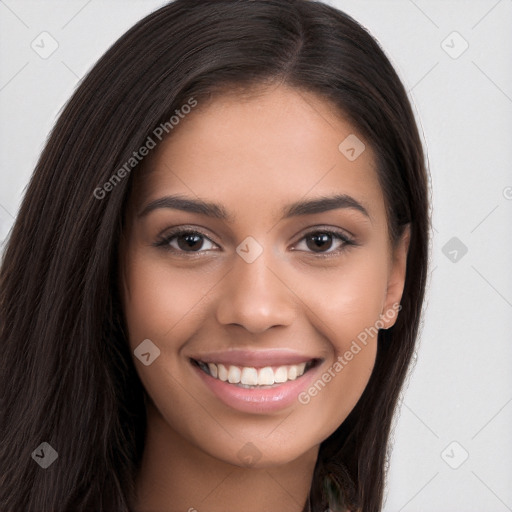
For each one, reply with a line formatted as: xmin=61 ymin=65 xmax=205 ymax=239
xmin=0 ymin=1 xmax=430 ymax=511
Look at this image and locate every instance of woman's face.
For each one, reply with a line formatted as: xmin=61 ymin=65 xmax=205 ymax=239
xmin=120 ymin=84 xmax=409 ymax=468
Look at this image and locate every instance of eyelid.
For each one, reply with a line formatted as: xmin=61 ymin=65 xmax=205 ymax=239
xmin=292 ymin=225 xmax=355 ymax=245
xmin=154 ymin=226 xmax=221 ymax=252
xmin=156 ymin=224 xmax=354 ymax=242
xmin=154 ymin=224 xmax=357 ymax=256
xmin=290 ymin=226 xmax=357 ymax=257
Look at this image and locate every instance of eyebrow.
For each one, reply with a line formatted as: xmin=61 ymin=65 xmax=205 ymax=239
xmin=137 ymin=193 xmax=371 ymax=222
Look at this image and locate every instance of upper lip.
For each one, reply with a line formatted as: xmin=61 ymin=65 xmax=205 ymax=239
xmin=189 ymin=349 xmax=321 ymax=368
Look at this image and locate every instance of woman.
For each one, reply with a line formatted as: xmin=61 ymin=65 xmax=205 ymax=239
xmin=0 ymin=1 xmax=431 ymax=511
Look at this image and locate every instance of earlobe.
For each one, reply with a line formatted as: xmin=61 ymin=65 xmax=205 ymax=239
xmin=380 ymin=224 xmax=411 ymax=329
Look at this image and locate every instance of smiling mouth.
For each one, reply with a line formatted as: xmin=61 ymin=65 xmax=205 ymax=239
xmin=190 ymin=358 xmax=321 ymax=389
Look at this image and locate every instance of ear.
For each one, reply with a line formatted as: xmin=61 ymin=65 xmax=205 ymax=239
xmin=380 ymin=224 xmax=411 ymax=329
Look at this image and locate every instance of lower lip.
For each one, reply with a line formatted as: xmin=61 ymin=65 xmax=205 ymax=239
xmin=191 ymin=359 xmax=322 ymax=414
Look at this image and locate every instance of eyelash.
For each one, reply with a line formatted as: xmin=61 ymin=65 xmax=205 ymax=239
xmin=153 ymin=226 xmax=357 ymax=258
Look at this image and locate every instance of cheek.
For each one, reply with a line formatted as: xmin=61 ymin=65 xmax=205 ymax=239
xmin=121 ymin=252 xmax=227 ymax=437
xmin=297 ymin=344 xmax=377 ymax=447
xmin=122 ymin=251 xmax=219 ymax=347
xmin=284 ymin=252 xmax=386 ymax=433
xmin=295 ymin=280 xmax=381 ymax=441
xmin=291 ymin=248 xmax=389 ymax=348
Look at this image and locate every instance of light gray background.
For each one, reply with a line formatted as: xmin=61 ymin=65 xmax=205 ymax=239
xmin=1 ymin=1 xmax=511 ymax=510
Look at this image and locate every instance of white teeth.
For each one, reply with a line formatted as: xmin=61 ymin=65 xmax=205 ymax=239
xmin=258 ymin=367 xmax=274 ymax=386
xmin=227 ymin=365 xmax=241 ymax=384
xmin=274 ymin=366 xmax=288 ymax=383
xmin=217 ymin=364 xmax=229 ymax=382
xmin=241 ymin=367 xmax=259 ymax=385
xmin=208 ymin=363 xmax=218 ymax=378
xmin=201 ymin=360 xmax=310 ymax=386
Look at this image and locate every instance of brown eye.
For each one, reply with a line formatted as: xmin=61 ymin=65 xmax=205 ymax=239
xmin=305 ymin=232 xmax=335 ymax=252
xmin=155 ymin=229 xmax=217 ymax=253
xmin=294 ymin=229 xmax=355 ymax=255
xmin=175 ymin=232 xmax=205 ymax=252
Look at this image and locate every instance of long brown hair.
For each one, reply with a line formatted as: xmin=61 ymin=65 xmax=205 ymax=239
xmin=0 ymin=1 xmax=430 ymax=511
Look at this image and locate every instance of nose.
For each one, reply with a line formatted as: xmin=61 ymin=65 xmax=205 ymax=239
xmin=215 ymin=247 xmax=296 ymax=334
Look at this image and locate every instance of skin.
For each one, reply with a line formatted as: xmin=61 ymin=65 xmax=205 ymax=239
xmin=119 ymin=83 xmax=410 ymax=512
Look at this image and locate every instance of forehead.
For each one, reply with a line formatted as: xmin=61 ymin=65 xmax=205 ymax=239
xmin=132 ymin=85 xmax=385 ymax=224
